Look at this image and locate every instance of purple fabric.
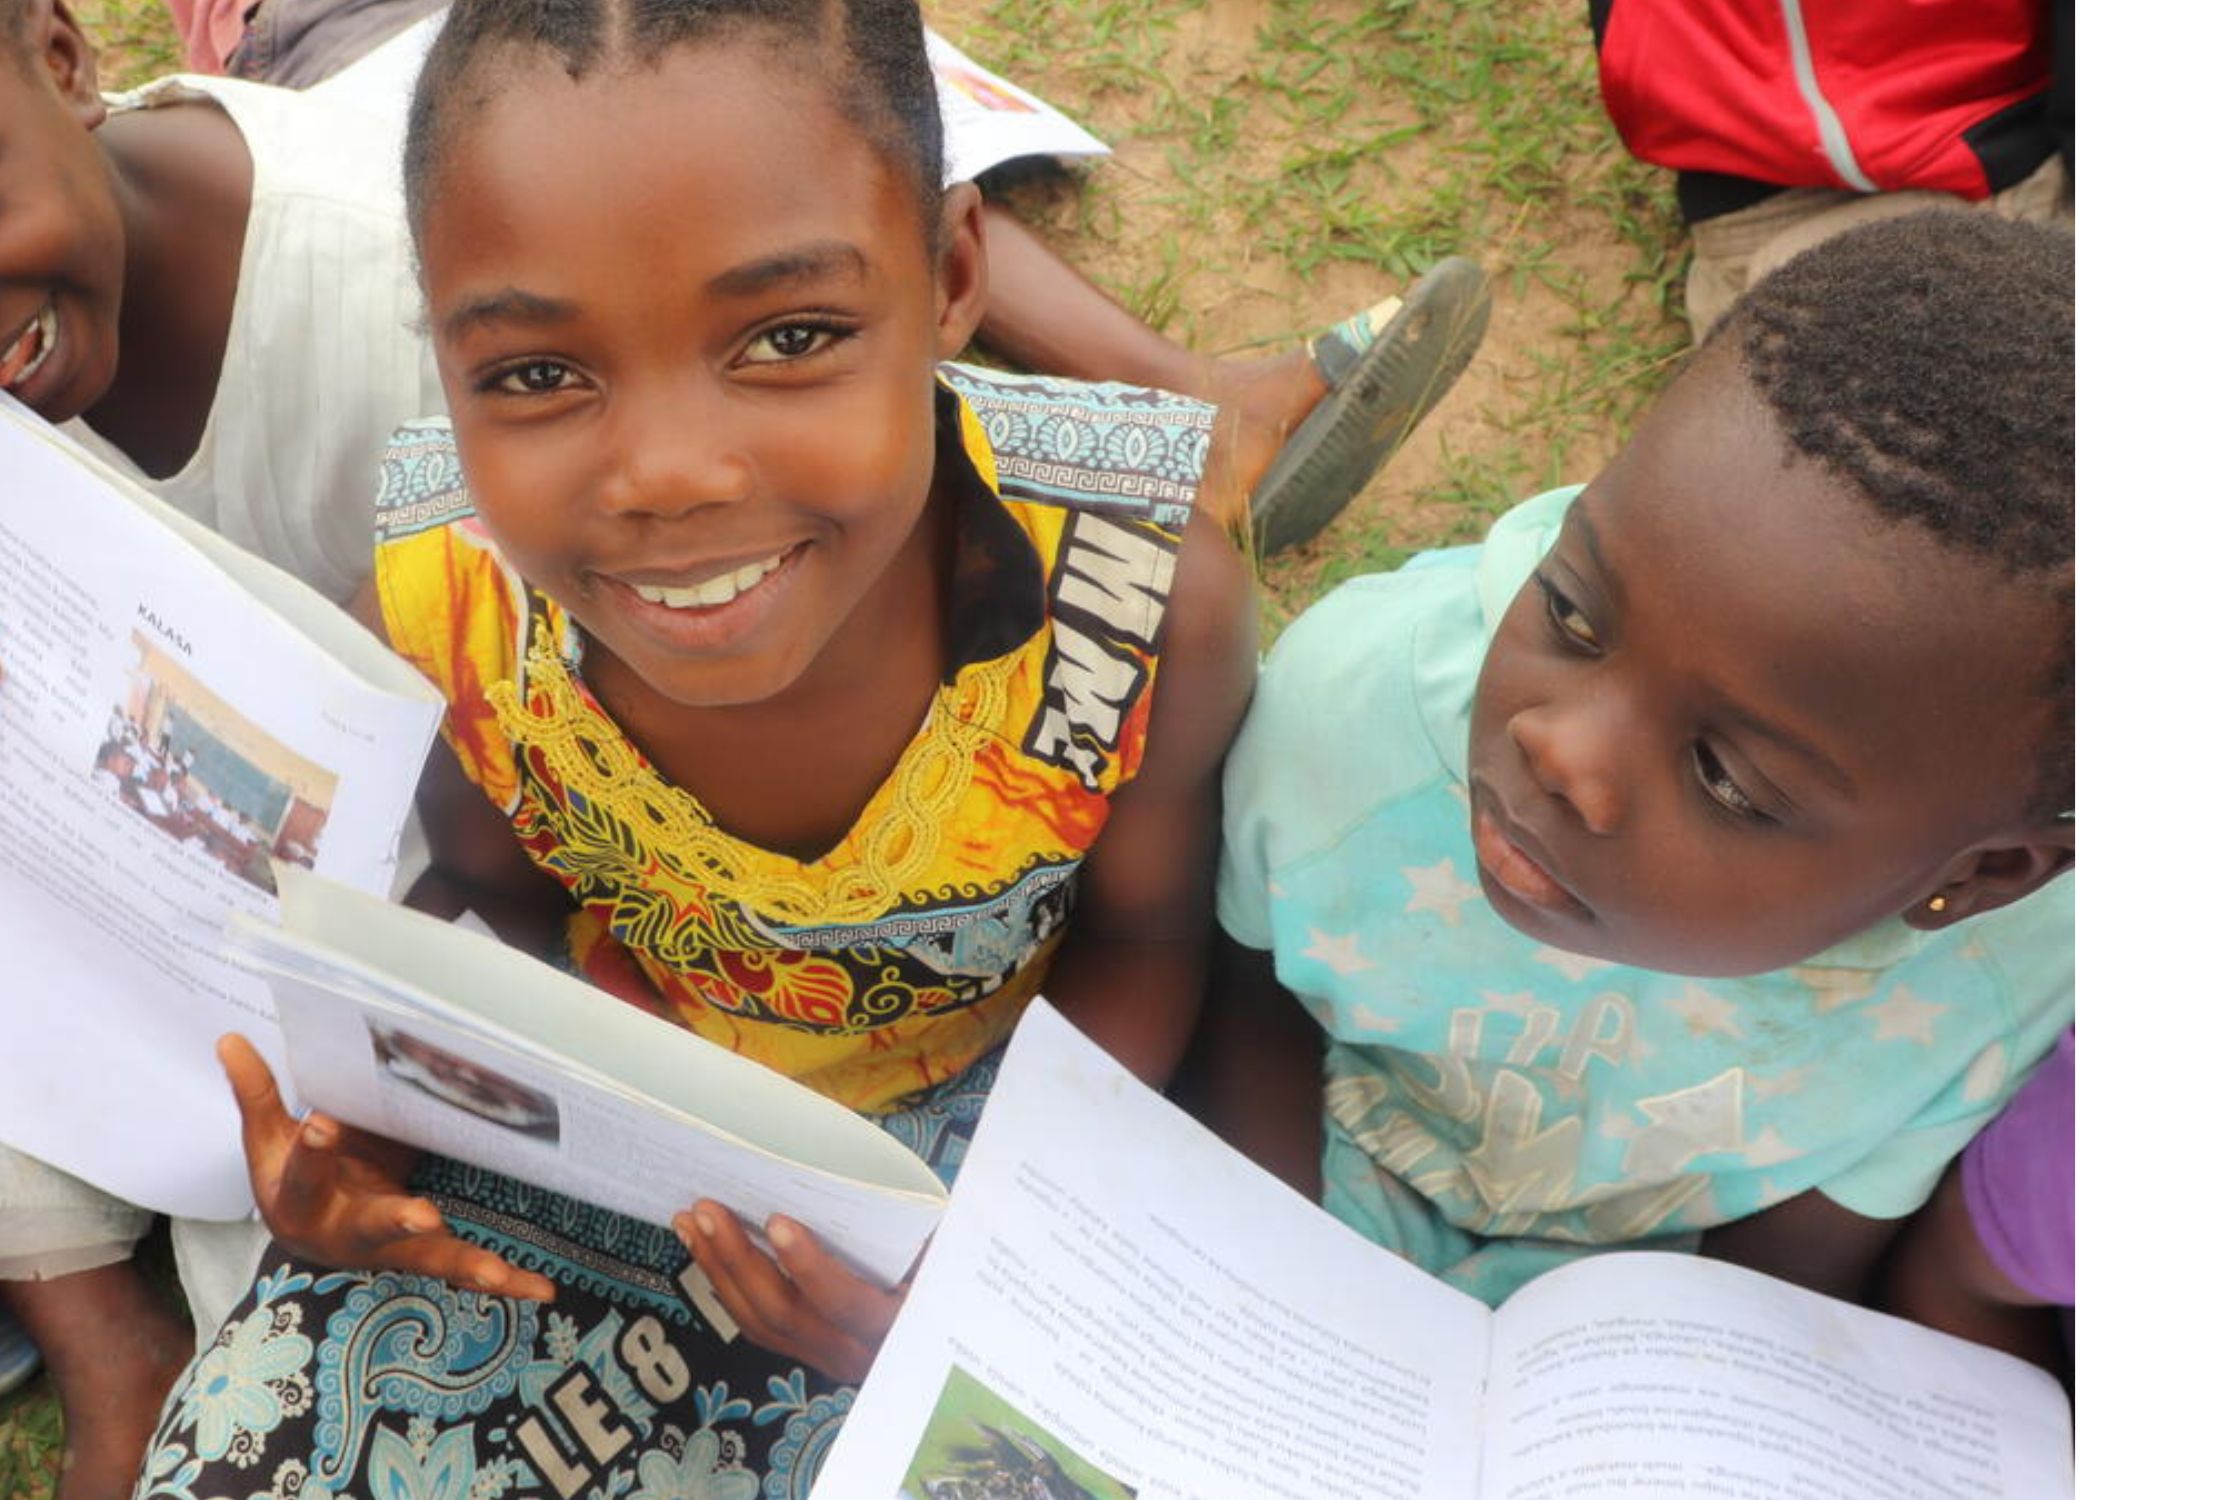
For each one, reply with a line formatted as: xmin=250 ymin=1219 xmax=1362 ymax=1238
xmin=1961 ymin=1027 xmax=2074 ymax=1304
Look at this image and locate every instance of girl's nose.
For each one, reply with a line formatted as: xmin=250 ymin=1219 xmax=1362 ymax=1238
xmin=598 ymin=388 xmax=754 ymax=519
xmin=1508 ymin=699 xmax=1627 ymax=835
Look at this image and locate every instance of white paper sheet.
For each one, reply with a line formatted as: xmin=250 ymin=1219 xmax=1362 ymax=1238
xmin=241 ymin=868 xmax=948 ymax=1287
xmin=811 ymin=1003 xmax=1494 ymax=1500
xmin=0 ymin=401 xmax=440 ymax=1219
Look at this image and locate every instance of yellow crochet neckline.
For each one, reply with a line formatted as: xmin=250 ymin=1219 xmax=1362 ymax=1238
xmin=487 ymin=614 xmax=1010 ymax=930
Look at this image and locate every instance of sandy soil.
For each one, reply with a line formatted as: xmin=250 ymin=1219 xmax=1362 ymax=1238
xmin=933 ymin=0 xmax=1692 ymax=607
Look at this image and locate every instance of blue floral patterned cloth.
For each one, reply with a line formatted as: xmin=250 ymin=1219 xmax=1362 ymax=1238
xmin=134 ymin=1048 xmax=1000 ymax=1500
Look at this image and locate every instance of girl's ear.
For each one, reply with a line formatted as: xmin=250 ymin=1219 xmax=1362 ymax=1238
xmin=1902 ymin=823 xmax=2074 ymax=930
xmin=932 ymin=180 xmax=989 ymax=360
xmin=40 ymin=1 xmax=108 ymax=129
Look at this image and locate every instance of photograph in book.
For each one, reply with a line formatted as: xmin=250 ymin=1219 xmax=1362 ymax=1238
xmin=901 ymin=1366 xmax=1139 ymax=1500
xmin=371 ymin=1022 xmax=563 ymax=1144
xmin=96 ymin=632 xmax=340 ymax=896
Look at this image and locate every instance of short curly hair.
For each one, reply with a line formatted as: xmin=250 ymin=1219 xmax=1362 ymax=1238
xmin=1711 ymin=213 xmax=2074 ymax=822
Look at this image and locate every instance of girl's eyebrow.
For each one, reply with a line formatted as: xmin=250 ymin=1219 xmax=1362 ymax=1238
xmin=438 ymin=242 xmax=870 ymax=342
xmin=705 ymin=241 xmax=869 ymax=300
xmin=441 ymin=287 xmax=577 ymax=342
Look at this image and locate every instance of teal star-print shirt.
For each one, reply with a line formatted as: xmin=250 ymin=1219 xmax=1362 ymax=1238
xmin=1216 ymin=487 xmax=2073 ymax=1305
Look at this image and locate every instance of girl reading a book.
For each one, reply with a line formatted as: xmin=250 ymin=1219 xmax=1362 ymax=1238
xmin=142 ymin=2 xmax=1275 ymax=1493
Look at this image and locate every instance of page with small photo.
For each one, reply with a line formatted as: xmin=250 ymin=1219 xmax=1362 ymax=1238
xmin=239 ymin=868 xmax=952 ymax=1289
xmin=0 ymin=399 xmax=440 ymax=1220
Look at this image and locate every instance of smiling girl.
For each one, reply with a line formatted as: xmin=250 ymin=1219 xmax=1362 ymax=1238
xmin=147 ymin=0 xmax=1259 ymax=1492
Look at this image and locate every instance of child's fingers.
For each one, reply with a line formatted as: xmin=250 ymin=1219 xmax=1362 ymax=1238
xmin=674 ymin=1204 xmax=873 ymax=1381
xmin=387 ymin=1232 xmax=559 ymax=1302
xmin=761 ymin=1215 xmax=907 ymax=1348
xmin=218 ymin=1033 xmax=297 ymax=1167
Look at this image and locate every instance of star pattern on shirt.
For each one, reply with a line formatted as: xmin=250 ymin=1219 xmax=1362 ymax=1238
xmin=1787 ymin=965 xmax=1878 ymax=1014
xmin=1741 ymin=1125 xmax=1800 ymax=1168
xmin=1403 ymin=858 xmax=1483 ymax=926
xmin=1749 ymin=1066 xmax=1812 ymax=1101
xmin=1347 ymin=1003 xmax=1402 ymax=1034
xmin=1533 ymin=945 xmax=1616 ymax=982
xmin=1301 ymin=927 xmax=1373 ymax=976
xmin=1665 ymin=983 xmax=1746 ymax=1040
xmin=1479 ymin=989 xmax=1549 ymax=1019
xmin=1961 ymin=1041 xmax=2009 ymax=1102
xmin=1623 ymin=1069 xmax=1746 ymax=1182
xmin=1865 ymin=985 xmax=1949 ymax=1045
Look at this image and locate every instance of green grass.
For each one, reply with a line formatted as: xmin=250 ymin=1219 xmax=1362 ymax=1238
xmin=0 ymin=1380 xmax=65 ymax=1500
xmin=0 ymin=0 xmax=1695 ymax=1487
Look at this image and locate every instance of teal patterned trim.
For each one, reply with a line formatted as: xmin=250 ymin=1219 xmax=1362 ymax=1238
xmin=372 ymin=418 xmax=473 ymax=542
xmin=938 ymin=363 xmax=1211 ymax=527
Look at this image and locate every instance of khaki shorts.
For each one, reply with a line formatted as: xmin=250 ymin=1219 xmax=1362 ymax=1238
xmin=1684 ymin=154 xmax=2074 ymax=340
xmin=0 ymin=1144 xmax=270 ymax=1345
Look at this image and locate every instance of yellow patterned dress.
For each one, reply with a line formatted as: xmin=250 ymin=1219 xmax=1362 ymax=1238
xmin=371 ymin=366 xmax=1211 ymax=1113
xmin=133 ymin=369 xmax=1217 ymax=1500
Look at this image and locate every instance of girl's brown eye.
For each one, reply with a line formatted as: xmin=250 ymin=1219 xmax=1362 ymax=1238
xmin=489 ymin=360 xmax=577 ymax=396
xmin=745 ymin=324 xmax=835 ymax=362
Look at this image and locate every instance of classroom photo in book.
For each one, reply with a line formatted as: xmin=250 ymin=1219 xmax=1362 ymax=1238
xmin=94 ymin=631 xmax=339 ymax=895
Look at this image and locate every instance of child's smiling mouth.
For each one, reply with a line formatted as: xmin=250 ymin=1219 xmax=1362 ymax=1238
xmin=595 ymin=542 xmax=809 ymax=654
xmin=616 ymin=545 xmax=797 ymax=609
xmin=0 ymin=303 xmax=57 ymax=397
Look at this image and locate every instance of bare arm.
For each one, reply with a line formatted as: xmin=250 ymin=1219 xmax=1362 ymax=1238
xmin=1173 ymin=936 xmax=1325 ymax=1198
xmin=1878 ymin=1165 xmax=2068 ymax=1373
xmin=344 ymin=580 xmax=571 ymax=946
xmin=1698 ymin=1189 xmax=1905 ymax=1304
xmin=1041 ymin=509 xmax=1257 ymax=1087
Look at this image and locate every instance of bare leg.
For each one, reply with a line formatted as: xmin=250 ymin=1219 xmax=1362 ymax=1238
xmin=977 ymin=203 xmax=1327 ymax=520
xmin=3 ymin=1267 xmax=194 ymax=1500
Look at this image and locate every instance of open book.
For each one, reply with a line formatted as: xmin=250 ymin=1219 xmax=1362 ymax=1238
xmin=0 ymin=397 xmax=442 ymax=1220
xmin=814 ymin=1006 xmax=2072 ymax=1500
xmin=235 ymin=867 xmax=948 ymax=1288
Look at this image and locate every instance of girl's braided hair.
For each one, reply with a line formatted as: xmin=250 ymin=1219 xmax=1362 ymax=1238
xmin=1710 ymin=212 xmax=2074 ymax=821
xmin=401 ymin=0 xmax=944 ymax=243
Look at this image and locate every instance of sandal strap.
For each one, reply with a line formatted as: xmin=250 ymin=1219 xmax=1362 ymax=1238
xmin=1309 ymin=295 xmax=1405 ymax=386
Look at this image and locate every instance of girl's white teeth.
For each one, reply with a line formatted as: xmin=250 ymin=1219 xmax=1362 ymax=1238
xmin=0 ymin=306 xmax=56 ymax=392
xmin=625 ymin=549 xmax=789 ymax=609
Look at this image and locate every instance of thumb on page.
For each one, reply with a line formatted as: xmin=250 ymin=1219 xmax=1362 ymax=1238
xmin=764 ymin=1215 xmax=911 ymax=1349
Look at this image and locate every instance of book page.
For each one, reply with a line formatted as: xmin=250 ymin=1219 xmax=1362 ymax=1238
xmin=0 ymin=405 xmax=439 ymax=1219
xmin=811 ymin=1004 xmax=1492 ymax=1500
xmin=1483 ymin=1253 xmax=2071 ymax=1500
xmin=241 ymin=869 xmax=949 ymax=1288
xmin=924 ymin=28 xmax=1111 ymax=182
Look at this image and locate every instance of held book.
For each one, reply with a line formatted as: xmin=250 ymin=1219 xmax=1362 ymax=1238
xmin=0 ymin=397 xmax=442 ymax=1220
xmin=813 ymin=1005 xmax=2073 ymax=1500
xmin=235 ymin=867 xmax=949 ymax=1289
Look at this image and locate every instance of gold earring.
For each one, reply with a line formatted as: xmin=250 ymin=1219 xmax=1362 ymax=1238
xmin=1926 ymin=895 xmax=1949 ymax=913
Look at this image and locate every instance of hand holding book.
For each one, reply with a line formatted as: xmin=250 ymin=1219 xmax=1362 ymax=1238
xmin=674 ymin=1203 xmax=908 ymax=1382
xmin=218 ymin=1032 xmax=560 ymax=1303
